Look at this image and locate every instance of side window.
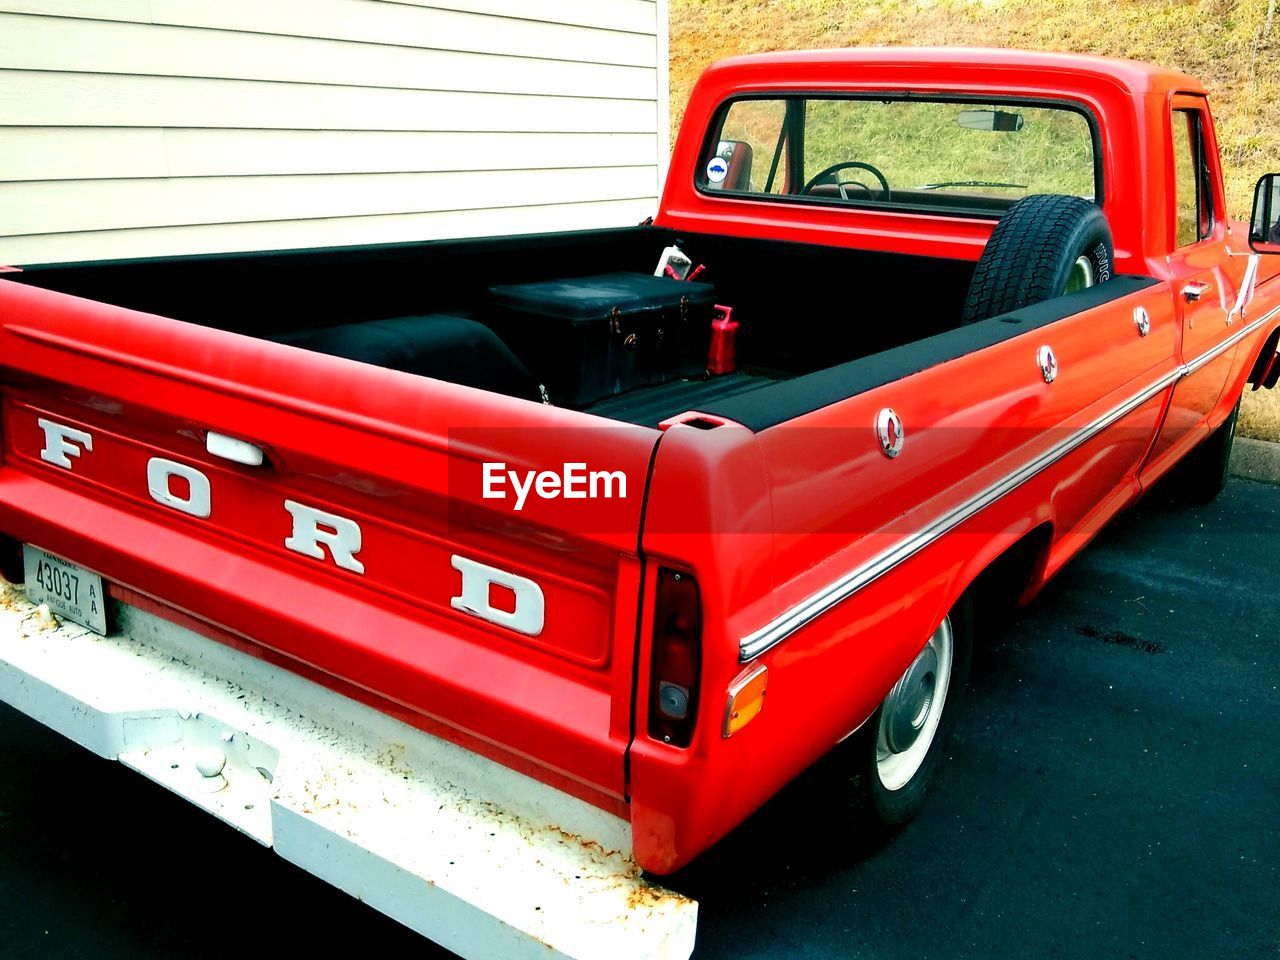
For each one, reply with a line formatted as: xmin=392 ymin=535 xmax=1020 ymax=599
xmin=1172 ymin=108 xmax=1214 ymax=247
xmin=705 ymin=99 xmax=789 ymax=194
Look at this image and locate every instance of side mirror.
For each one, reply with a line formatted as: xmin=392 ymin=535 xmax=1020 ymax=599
xmin=710 ymin=140 xmax=754 ymax=191
xmin=1249 ymin=173 xmax=1280 ymax=253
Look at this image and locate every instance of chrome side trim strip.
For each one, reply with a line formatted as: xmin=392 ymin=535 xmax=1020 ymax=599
xmin=739 ymin=303 xmax=1280 ymax=662
xmin=1183 ymin=302 xmax=1280 ymax=374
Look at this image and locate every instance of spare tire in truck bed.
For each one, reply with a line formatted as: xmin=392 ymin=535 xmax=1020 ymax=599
xmin=961 ymin=194 xmax=1113 ymax=324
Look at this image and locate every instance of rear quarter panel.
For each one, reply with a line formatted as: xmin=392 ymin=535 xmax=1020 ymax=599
xmin=630 ymin=279 xmax=1178 ymax=872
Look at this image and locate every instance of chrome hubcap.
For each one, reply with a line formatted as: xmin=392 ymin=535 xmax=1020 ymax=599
xmin=876 ymin=617 xmax=954 ymax=791
xmin=882 ymin=643 xmax=937 ymax=753
xmin=1064 ymin=255 xmax=1095 ymax=294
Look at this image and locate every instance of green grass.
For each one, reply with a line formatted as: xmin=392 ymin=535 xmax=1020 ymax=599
xmin=670 ymin=0 xmax=1280 ymax=440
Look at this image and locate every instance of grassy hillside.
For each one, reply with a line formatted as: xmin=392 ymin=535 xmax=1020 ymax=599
xmin=669 ymin=0 xmax=1280 ymax=439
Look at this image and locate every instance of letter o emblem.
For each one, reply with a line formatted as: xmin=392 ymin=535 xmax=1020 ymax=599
xmin=146 ymin=457 xmax=212 ymax=518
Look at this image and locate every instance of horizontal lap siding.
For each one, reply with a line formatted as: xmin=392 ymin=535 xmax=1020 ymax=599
xmin=0 ymin=73 xmax=658 ymax=131
xmin=0 ymin=16 xmax=659 ymax=98
xmin=0 ymin=0 xmax=665 ymax=264
xmin=5 ymin=199 xmax=660 ymax=264
xmin=2 ymin=168 xmax=660 ymax=235
xmin=0 ymin=129 xmax=660 ymax=181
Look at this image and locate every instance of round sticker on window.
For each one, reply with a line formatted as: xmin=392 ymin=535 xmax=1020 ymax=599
xmin=705 ymin=156 xmax=729 ymax=183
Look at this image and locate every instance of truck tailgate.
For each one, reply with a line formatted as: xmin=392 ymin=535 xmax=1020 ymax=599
xmin=0 ymin=279 xmax=660 ymax=802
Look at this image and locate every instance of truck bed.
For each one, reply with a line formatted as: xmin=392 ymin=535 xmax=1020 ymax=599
xmin=7 ymin=225 xmax=977 ymax=426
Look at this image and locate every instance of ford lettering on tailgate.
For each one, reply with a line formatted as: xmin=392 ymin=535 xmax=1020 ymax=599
xmin=6 ymin=402 xmax=590 ymax=661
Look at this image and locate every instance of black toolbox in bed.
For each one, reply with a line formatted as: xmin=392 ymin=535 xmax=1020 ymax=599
xmin=485 ymin=272 xmax=717 ymax=406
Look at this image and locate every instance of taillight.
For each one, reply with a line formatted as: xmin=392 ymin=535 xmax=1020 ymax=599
xmin=648 ymin=568 xmax=702 ymax=748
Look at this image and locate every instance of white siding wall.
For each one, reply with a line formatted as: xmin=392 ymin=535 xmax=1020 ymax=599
xmin=0 ymin=0 xmax=668 ymax=265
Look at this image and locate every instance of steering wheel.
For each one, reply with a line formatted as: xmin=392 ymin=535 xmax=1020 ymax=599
xmin=801 ymin=161 xmax=892 ymax=202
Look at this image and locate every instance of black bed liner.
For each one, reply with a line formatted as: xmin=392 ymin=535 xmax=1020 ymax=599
xmin=582 ymin=370 xmax=776 ymax=426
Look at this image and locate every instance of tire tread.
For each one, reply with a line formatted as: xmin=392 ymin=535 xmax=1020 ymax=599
xmin=962 ymin=194 xmax=1111 ymax=324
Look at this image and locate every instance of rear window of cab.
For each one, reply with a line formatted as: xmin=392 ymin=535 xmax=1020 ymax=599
xmin=698 ymin=95 xmax=1100 ymax=217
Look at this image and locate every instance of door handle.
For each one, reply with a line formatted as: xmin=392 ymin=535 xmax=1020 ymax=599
xmin=1181 ymin=280 xmax=1212 ymax=303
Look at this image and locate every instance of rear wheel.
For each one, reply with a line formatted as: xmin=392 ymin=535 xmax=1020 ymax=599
xmin=847 ymin=600 xmax=973 ymax=826
xmin=1163 ymin=396 xmax=1240 ymax=505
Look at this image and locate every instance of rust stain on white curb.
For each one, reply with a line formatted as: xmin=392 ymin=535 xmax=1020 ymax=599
xmin=0 ymin=584 xmax=696 ymax=960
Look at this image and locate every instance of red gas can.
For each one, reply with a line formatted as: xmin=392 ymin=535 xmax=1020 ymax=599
xmin=707 ymin=304 xmax=738 ymax=376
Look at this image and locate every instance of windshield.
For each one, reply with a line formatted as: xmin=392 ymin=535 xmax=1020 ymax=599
xmin=701 ymin=96 xmax=1097 ymax=216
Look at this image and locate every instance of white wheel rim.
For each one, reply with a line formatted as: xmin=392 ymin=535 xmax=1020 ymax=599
xmin=1064 ymin=255 xmax=1095 ymax=294
xmin=875 ymin=617 xmax=954 ymax=791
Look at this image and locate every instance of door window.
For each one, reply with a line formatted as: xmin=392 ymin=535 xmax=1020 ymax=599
xmin=1172 ymin=109 xmax=1214 ymax=247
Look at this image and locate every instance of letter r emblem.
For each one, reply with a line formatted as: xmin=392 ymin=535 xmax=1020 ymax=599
xmin=284 ymin=500 xmax=365 ymax=574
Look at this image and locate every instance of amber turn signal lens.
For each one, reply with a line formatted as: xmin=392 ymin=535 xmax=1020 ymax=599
xmin=723 ymin=665 xmax=768 ymax=738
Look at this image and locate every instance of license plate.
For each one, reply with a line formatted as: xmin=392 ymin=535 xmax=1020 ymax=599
xmin=22 ymin=545 xmax=109 ymax=635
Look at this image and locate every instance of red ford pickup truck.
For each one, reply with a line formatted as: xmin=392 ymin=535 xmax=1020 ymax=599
xmin=3 ymin=48 xmax=1279 ymax=959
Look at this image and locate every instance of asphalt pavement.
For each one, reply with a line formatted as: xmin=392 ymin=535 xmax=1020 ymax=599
xmin=1 ymin=473 xmax=1276 ymax=959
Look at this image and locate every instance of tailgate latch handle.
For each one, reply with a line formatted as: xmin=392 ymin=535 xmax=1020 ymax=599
xmin=206 ymin=431 xmax=265 ymax=467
